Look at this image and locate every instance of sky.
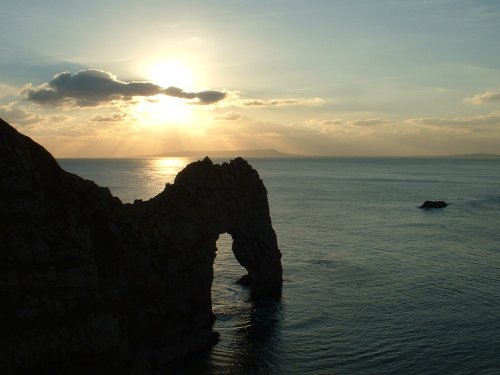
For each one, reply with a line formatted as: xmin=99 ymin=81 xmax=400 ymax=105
xmin=1 ymin=0 xmax=500 ymax=157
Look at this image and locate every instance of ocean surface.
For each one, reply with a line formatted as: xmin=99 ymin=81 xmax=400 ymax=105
xmin=58 ymin=157 xmax=500 ymax=374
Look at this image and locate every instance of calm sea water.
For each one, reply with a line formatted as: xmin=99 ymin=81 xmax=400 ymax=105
xmin=58 ymin=157 xmax=500 ymax=374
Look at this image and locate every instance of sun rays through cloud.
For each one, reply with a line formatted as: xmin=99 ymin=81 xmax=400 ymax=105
xmin=1 ymin=1 xmax=500 ymax=156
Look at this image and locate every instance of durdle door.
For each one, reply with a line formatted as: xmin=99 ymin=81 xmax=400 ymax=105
xmin=0 ymin=118 xmax=282 ymax=374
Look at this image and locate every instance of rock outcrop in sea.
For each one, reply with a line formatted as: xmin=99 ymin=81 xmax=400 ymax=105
xmin=0 ymin=118 xmax=282 ymax=373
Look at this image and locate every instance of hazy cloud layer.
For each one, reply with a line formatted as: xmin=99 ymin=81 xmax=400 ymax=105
xmin=91 ymin=112 xmax=130 ymax=122
xmin=305 ymin=119 xmax=344 ymax=134
xmin=215 ymin=111 xmax=242 ymax=121
xmin=25 ymin=69 xmax=226 ymax=107
xmin=0 ymin=103 xmax=43 ymax=125
xmin=307 ymin=114 xmax=500 ymax=130
xmin=314 ymin=119 xmax=344 ymax=126
xmin=305 ymin=118 xmax=389 ymax=134
xmin=240 ymin=97 xmax=325 ymax=107
xmin=306 ymin=118 xmax=387 ymax=127
xmin=464 ymin=90 xmax=500 ymax=105
xmin=50 ymin=114 xmax=72 ymax=123
xmin=347 ymin=119 xmax=388 ymax=126
xmin=407 ymin=112 xmax=500 ymax=127
xmin=206 ymin=120 xmax=301 ymax=136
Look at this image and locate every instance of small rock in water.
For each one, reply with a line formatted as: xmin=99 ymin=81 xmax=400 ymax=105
xmin=419 ymin=200 xmax=449 ymax=209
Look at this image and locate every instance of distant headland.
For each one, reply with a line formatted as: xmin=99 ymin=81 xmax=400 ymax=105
xmin=138 ymin=149 xmax=298 ymax=158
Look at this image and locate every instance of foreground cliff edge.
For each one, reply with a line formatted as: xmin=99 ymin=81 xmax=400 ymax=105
xmin=0 ymin=118 xmax=283 ymax=373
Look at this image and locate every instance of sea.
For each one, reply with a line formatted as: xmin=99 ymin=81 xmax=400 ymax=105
xmin=58 ymin=157 xmax=500 ymax=375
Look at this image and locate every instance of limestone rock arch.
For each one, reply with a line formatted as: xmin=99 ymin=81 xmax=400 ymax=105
xmin=0 ymin=118 xmax=282 ymax=373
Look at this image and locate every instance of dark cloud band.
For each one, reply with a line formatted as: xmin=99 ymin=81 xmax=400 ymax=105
xmin=25 ymin=69 xmax=226 ymax=106
xmin=162 ymin=86 xmax=226 ymax=105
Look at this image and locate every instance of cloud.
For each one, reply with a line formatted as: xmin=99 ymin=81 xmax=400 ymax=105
xmin=347 ymin=119 xmax=388 ymax=126
xmin=305 ymin=118 xmax=388 ymax=134
xmin=241 ymin=97 xmax=325 ymax=107
xmin=407 ymin=112 xmax=500 ymax=127
xmin=214 ymin=111 xmax=242 ymax=121
xmin=241 ymin=98 xmax=325 ymax=107
xmin=24 ymin=69 xmax=226 ymax=107
xmin=25 ymin=70 xmax=161 ymax=106
xmin=207 ymin=90 xmax=326 ymax=109
xmin=0 ymin=103 xmax=43 ymax=125
xmin=50 ymin=114 xmax=71 ymax=123
xmin=305 ymin=118 xmax=344 ymax=134
xmin=316 ymin=119 xmax=344 ymax=126
xmin=189 ymin=36 xmax=203 ymax=43
xmin=162 ymin=86 xmax=226 ymax=105
xmin=464 ymin=90 xmax=500 ymax=105
xmin=91 ymin=112 xmax=130 ymax=122
xmin=242 ymin=99 xmax=300 ymax=107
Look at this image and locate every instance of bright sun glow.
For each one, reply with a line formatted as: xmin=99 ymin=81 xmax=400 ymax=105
xmin=133 ymin=96 xmax=194 ymax=124
xmin=133 ymin=59 xmax=202 ymax=124
xmin=146 ymin=60 xmax=196 ymax=89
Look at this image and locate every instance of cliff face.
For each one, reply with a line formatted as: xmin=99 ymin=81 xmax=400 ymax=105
xmin=0 ymin=118 xmax=282 ymax=374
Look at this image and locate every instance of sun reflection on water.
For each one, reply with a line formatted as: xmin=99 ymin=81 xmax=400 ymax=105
xmin=149 ymin=157 xmax=191 ymax=184
xmin=134 ymin=157 xmax=192 ymax=200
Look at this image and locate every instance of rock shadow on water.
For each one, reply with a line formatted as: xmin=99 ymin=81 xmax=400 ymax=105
xmin=163 ymin=295 xmax=283 ymax=375
xmin=229 ymin=298 xmax=283 ymax=374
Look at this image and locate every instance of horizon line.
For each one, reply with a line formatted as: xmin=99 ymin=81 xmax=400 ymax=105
xmin=55 ymin=152 xmax=500 ymax=159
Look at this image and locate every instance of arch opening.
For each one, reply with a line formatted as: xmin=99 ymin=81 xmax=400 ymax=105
xmin=211 ymin=232 xmax=250 ymax=314
xmin=208 ymin=233 xmax=254 ymax=359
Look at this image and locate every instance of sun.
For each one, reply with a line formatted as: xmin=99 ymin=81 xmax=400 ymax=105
xmin=145 ymin=59 xmax=196 ymax=89
xmin=133 ymin=59 xmax=200 ymax=124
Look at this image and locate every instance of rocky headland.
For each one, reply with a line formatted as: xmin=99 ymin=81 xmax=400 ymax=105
xmin=0 ymin=118 xmax=282 ymax=373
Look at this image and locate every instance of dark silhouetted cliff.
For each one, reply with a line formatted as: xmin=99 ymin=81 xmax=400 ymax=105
xmin=0 ymin=118 xmax=282 ymax=374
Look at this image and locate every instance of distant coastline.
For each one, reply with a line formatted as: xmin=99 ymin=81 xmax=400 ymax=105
xmin=56 ymin=152 xmax=500 ymax=159
xmin=300 ymin=153 xmax=500 ymax=159
xmin=136 ymin=149 xmax=298 ymax=158
xmin=448 ymin=153 xmax=500 ymax=158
